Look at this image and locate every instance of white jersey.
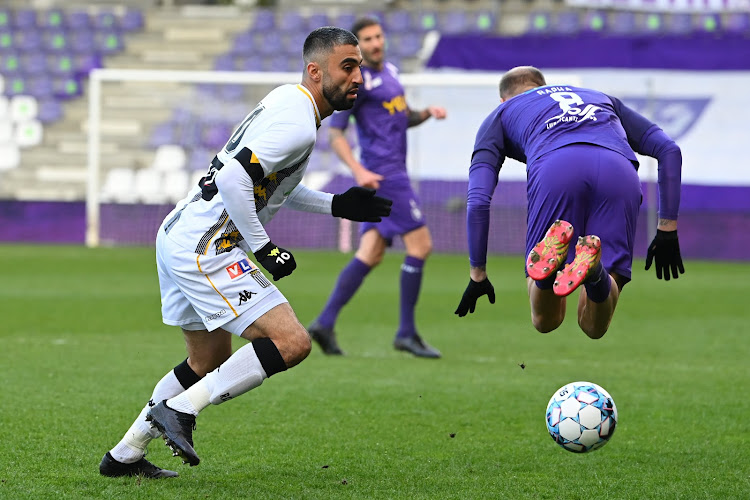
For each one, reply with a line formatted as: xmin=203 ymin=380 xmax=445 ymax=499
xmin=161 ymin=84 xmax=322 ymax=257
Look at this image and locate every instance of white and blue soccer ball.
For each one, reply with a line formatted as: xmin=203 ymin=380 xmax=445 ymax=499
xmin=545 ymin=381 xmax=618 ymax=453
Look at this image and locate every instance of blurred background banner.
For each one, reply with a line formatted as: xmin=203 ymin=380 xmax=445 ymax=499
xmin=0 ymin=0 xmax=748 ymax=261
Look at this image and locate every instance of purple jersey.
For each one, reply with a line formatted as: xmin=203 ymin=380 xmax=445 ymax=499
xmin=329 ymin=62 xmax=409 ymax=180
xmin=467 ymin=85 xmax=682 ymax=267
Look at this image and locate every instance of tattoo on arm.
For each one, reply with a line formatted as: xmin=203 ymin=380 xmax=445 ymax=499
xmin=407 ymin=109 xmax=427 ymax=127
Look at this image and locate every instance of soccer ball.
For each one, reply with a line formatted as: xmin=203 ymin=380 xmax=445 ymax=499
xmin=545 ymin=381 xmax=618 ymax=453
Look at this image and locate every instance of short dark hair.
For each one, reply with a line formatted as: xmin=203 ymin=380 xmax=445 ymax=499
xmin=351 ymin=17 xmax=380 ymax=38
xmin=303 ymin=26 xmax=359 ymax=65
xmin=499 ymin=66 xmax=547 ymax=100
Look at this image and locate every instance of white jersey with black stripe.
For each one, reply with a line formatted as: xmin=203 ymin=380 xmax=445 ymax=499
xmin=161 ymin=84 xmax=321 ymax=256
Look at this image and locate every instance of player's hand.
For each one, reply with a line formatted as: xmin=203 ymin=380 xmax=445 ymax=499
xmin=353 ymin=168 xmax=384 ymax=189
xmin=455 ymin=278 xmax=495 ymax=317
xmin=253 ymin=242 xmax=297 ymax=281
xmin=332 ymin=187 xmax=393 ymax=222
xmin=427 ymin=105 xmax=447 ymax=120
xmin=645 ymin=229 xmax=685 ymax=280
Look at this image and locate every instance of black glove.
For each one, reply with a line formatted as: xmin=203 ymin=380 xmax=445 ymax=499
xmin=332 ymin=187 xmax=393 ymax=222
xmin=455 ymin=278 xmax=496 ymax=317
xmin=253 ymin=242 xmax=296 ymax=281
xmin=645 ymin=229 xmax=685 ymax=280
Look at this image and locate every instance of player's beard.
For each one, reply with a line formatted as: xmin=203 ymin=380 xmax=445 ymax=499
xmin=322 ymin=75 xmax=356 ymax=111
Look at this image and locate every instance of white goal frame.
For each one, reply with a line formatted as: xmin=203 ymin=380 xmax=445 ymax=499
xmin=85 ymin=68 xmax=583 ymax=247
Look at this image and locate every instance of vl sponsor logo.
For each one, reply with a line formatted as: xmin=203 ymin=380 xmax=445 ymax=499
xmin=238 ymin=290 xmax=256 ymax=305
xmin=226 ymin=258 xmax=257 ymax=280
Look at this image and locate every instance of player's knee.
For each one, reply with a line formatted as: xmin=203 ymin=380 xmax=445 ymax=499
xmin=532 ymin=313 xmax=563 ymax=333
xmin=580 ymin=323 xmax=608 ymax=340
xmin=284 ymin=326 xmax=311 ymax=367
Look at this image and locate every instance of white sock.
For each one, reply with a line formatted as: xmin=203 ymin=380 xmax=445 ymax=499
xmin=166 ymin=343 xmax=268 ymax=416
xmin=110 ymin=369 xmax=185 ymax=464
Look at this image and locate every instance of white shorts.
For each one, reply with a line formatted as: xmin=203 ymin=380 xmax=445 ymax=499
xmin=156 ymin=228 xmax=288 ymax=336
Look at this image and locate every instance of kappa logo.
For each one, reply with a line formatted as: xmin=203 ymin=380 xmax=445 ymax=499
xmin=226 ymin=258 xmax=257 ymax=280
xmin=238 ymin=290 xmax=256 ymax=305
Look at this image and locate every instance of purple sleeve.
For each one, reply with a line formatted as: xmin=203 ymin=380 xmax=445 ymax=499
xmin=467 ymin=162 xmax=500 ymax=267
xmin=467 ymin=112 xmax=505 ymax=267
xmin=329 ymin=108 xmax=353 ymax=130
xmin=609 ymin=95 xmax=682 ymax=220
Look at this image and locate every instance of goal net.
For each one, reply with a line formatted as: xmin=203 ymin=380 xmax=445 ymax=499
xmin=86 ymin=69 xmax=581 ymax=254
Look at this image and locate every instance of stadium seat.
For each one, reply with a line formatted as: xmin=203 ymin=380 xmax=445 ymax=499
xmin=13 ymin=119 xmax=43 ymax=148
xmin=439 ymin=10 xmax=469 ymax=35
xmin=251 ymin=9 xmax=275 ymax=33
xmin=284 ymin=31 xmax=308 ymax=57
xmin=230 ymin=32 xmax=254 ymax=56
xmin=582 ymin=10 xmax=607 ymax=33
xmin=149 ymin=122 xmax=177 ymax=148
xmin=70 ymin=31 xmax=96 ymax=54
xmin=725 ymin=12 xmax=750 ymax=35
xmin=36 ymin=98 xmax=63 ymax=123
xmin=95 ymin=30 xmax=124 ymax=55
xmin=72 ymin=53 xmax=102 ymax=75
xmin=528 ymin=12 xmax=552 ymax=34
xmin=101 ymin=167 xmax=136 ymax=203
xmin=93 ymin=11 xmax=119 ymax=31
xmin=414 ymin=11 xmax=438 ymax=32
xmin=554 ymin=11 xmax=581 ymax=35
xmin=52 ymin=76 xmax=81 ymax=99
xmin=667 ymin=13 xmax=693 ymax=35
xmin=697 ymin=13 xmax=721 ymax=33
xmin=10 ymin=94 xmax=37 ymax=121
xmin=0 ymin=142 xmax=20 ymax=170
xmin=188 ymin=147 xmax=212 ymax=171
xmin=40 ymin=9 xmax=65 ymax=29
xmin=0 ymin=9 xmax=10 ymax=30
xmin=28 ymin=77 xmax=54 ymax=98
xmin=16 ymin=31 xmax=44 ymax=52
xmin=472 ymin=11 xmax=497 ymax=34
xmin=213 ymin=54 xmax=236 ymax=71
xmin=239 ymin=54 xmax=263 ymax=71
xmin=201 ymin=122 xmax=232 ymax=150
xmin=609 ymin=12 xmax=637 ymax=34
xmin=65 ymin=10 xmax=91 ymax=30
xmin=163 ymin=169 xmax=190 ymax=203
xmin=42 ymin=31 xmax=68 ymax=52
xmin=46 ymin=53 xmax=74 ymax=76
xmin=152 ymin=144 xmax=187 ymax=172
xmin=134 ymin=168 xmax=167 ymax=204
xmin=332 ymin=13 xmax=357 ymax=31
xmin=278 ymin=11 xmax=305 ymax=32
xmin=642 ymin=12 xmax=666 ymax=34
xmin=306 ymin=13 xmax=329 ymax=31
xmin=3 ymin=76 xmax=25 ymax=96
xmin=12 ymin=9 xmax=36 ymax=30
xmin=120 ymin=9 xmax=144 ymax=32
xmin=0 ymin=51 xmax=19 ymax=74
xmin=389 ymin=32 xmax=422 ymax=58
xmin=257 ymin=31 xmax=283 ymax=56
xmin=385 ymin=10 xmax=411 ymax=33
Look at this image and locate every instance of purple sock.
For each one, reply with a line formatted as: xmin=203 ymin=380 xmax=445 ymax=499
xmin=584 ymin=262 xmax=611 ymax=303
xmin=396 ymin=256 xmax=425 ymax=339
xmin=316 ymin=258 xmax=371 ymax=329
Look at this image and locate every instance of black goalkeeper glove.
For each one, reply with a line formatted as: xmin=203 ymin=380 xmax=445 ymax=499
xmin=645 ymin=229 xmax=685 ymax=281
xmin=455 ymin=278 xmax=496 ymax=317
xmin=253 ymin=242 xmax=297 ymax=281
xmin=332 ymin=187 xmax=393 ymax=222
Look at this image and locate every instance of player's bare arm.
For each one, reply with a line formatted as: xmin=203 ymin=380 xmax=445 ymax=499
xmin=407 ymin=105 xmax=447 ymax=127
xmin=329 ymin=127 xmax=383 ymax=189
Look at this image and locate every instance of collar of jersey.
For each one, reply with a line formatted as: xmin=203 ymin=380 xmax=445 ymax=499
xmin=296 ymin=84 xmax=321 ymax=128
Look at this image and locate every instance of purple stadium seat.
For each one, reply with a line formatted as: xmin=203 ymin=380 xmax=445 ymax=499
xmin=697 ymin=13 xmax=721 ymax=33
xmin=120 ymin=10 xmax=144 ymax=32
xmin=641 ymin=12 xmax=666 ymax=34
xmin=257 ymin=31 xmax=282 ymax=56
xmin=37 ymin=98 xmax=63 ymax=123
xmin=42 ymin=31 xmax=68 ymax=52
xmin=40 ymin=9 xmax=65 ymax=29
xmin=582 ymin=11 xmax=607 ymax=33
xmin=28 ymin=76 xmax=54 ymax=98
xmin=470 ymin=11 xmax=497 ymax=34
xmin=72 ymin=53 xmax=102 ymax=75
xmin=333 ymin=13 xmax=357 ymax=31
xmin=666 ymin=13 xmax=693 ymax=35
xmin=95 ymin=30 xmax=124 ymax=55
xmin=725 ymin=12 xmax=750 ymax=35
xmin=231 ymin=32 xmax=254 ymax=56
xmin=201 ymin=122 xmax=232 ymax=149
xmin=609 ymin=11 xmax=637 ymax=34
xmin=3 ymin=75 xmax=26 ymax=96
xmin=251 ymin=9 xmax=275 ymax=32
xmin=0 ymin=29 xmax=13 ymax=50
xmin=413 ymin=10 xmax=438 ymax=32
xmin=284 ymin=31 xmax=307 ymax=57
xmin=52 ymin=75 xmax=82 ymax=99
xmin=12 ymin=9 xmax=37 ymax=30
xmin=70 ymin=31 xmax=96 ymax=54
xmin=218 ymin=85 xmax=243 ymax=101
xmin=384 ymin=10 xmax=411 ymax=33
xmin=0 ymin=51 xmax=19 ymax=74
xmin=149 ymin=122 xmax=177 ymax=148
xmin=94 ymin=11 xmax=119 ymax=31
xmin=213 ymin=54 xmax=236 ymax=71
xmin=17 ymin=31 xmax=44 ymax=51
xmin=46 ymin=53 xmax=73 ymax=76
xmin=239 ymin=54 xmax=263 ymax=71
xmin=307 ymin=13 xmax=329 ymax=31
xmin=278 ymin=11 xmax=305 ymax=32
xmin=528 ymin=11 xmax=552 ymax=34
xmin=554 ymin=11 xmax=581 ymax=35
xmin=188 ymin=148 xmax=212 ymax=171
xmin=389 ymin=32 xmax=422 ymax=58
xmin=439 ymin=10 xmax=469 ymax=35
xmin=0 ymin=9 xmax=11 ymax=29
xmin=65 ymin=10 xmax=92 ymax=30
xmin=19 ymin=53 xmax=46 ymax=76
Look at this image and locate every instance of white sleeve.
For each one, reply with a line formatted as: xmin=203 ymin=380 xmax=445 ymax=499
xmin=214 ymin=159 xmax=270 ymax=253
xmin=284 ymin=183 xmax=334 ymax=214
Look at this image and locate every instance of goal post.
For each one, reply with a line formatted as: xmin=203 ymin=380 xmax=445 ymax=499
xmin=85 ymin=68 xmax=583 ymax=252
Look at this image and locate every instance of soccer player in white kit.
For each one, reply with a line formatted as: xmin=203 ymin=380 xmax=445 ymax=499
xmin=99 ymin=27 xmax=391 ymax=478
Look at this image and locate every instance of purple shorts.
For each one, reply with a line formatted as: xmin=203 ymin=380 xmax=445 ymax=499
xmin=526 ymin=144 xmax=642 ymax=282
xmin=360 ymin=176 xmax=426 ymax=244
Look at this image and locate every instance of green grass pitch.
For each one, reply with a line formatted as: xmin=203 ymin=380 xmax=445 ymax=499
xmin=1 ymin=244 xmax=748 ymax=499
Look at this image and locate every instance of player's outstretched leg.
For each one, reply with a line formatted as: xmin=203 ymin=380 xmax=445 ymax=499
xmin=553 ymin=235 xmax=602 ymax=297
xmin=146 ymin=401 xmax=200 ymax=466
xmin=526 ymin=220 xmax=574 ymax=281
xmin=99 ymin=451 xmax=178 ymax=478
xmin=308 ymin=320 xmax=344 ymax=355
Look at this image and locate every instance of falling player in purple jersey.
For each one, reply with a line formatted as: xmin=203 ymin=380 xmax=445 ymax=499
xmin=308 ymin=17 xmax=447 ymax=358
xmin=455 ymin=66 xmax=684 ymax=339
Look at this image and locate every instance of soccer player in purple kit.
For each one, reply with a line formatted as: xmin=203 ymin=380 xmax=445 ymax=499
xmin=455 ymin=66 xmax=685 ymax=339
xmin=308 ymin=17 xmax=447 ymax=358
